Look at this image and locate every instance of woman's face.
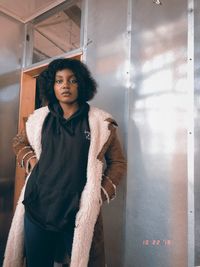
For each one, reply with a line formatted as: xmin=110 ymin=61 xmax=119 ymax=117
xmin=54 ymin=69 xmax=78 ymax=105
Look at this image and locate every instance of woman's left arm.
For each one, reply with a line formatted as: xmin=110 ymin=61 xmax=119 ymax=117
xmin=101 ymin=123 xmax=127 ymax=203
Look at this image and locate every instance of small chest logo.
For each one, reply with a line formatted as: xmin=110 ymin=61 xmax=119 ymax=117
xmin=84 ymin=130 xmax=91 ymax=140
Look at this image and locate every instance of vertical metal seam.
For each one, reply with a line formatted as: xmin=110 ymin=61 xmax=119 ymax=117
xmin=123 ymin=0 xmax=132 ymax=266
xmin=22 ymin=22 xmax=34 ymax=68
xmin=22 ymin=23 xmax=29 ymax=68
xmin=187 ymin=0 xmax=194 ymax=266
xmin=124 ymin=0 xmax=132 ymax=152
xmin=80 ymin=0 xmax=88 ymax=62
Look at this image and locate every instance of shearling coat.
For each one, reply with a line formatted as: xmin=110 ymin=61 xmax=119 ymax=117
xmin=3 ymin=105 xmax=127 ymax=267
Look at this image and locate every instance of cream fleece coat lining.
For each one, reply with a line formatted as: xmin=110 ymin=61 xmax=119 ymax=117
xmin=3 ymin=105 xmax=113 ymax=267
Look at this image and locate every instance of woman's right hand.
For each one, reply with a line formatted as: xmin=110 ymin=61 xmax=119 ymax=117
xmin=29 ymin=157 xmax=38 ymax=171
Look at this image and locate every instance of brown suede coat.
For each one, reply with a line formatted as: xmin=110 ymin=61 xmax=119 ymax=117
xmin=12 ymin=112 xmax=127 ymax=267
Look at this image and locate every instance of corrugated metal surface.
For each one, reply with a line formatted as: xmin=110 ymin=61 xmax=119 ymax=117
xmin=0 ymin=12 xmax=23 ymax=266
xmin=124 ymin=1 xmax=188 ymax=267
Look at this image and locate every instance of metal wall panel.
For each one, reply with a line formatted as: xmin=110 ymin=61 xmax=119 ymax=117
xmin=1 ymin=1 xmax=192 ymax=267
xmin=0 ymin=12 xmax=23 ymax=265
xmin=84 ymin=0 xmax=129 ymax=266
xmin=194 ymin=0 xmax=200 ymax=265
xmin=124 ymin=1 xmax=188 ymax=267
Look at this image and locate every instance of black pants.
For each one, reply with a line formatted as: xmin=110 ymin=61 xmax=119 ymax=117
xmin=24 ymin=213 xmax=73 ymax=267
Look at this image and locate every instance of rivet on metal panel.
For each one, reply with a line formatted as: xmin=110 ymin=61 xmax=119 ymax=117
xmin=153 ymin=0 xmax=162 ymax=5
xmin=86 ymin=39 xmax=93 ymax=46
xmin=26 ymin=34 xmax=30 ymax=41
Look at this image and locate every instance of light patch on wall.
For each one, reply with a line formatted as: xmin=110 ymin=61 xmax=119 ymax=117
xmin=0 ymin=85 xmax=19 ymax=102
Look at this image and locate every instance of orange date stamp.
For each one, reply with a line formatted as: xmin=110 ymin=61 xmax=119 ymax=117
xmin=142 ymin=239 xmax=172 ymax=246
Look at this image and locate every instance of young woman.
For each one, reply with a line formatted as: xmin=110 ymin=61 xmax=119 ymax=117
xmin=3 ymin=58 xmax=127 ymax=267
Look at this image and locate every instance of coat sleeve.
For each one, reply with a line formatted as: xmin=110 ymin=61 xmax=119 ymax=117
xmin=100 ymin=121 xmax=127 ymax=202
xmin=12 ymin=127 xmax=37 ymax=173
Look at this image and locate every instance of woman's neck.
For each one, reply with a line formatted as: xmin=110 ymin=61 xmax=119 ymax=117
xmin=59 ymin=101 xmax=79 ymax=119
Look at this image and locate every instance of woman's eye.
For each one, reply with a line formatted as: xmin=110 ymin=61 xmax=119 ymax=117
xmin=69 ymin=79 xmax=77 ymax=84
xmin=55 ymin=80 xmax=63 ymax=84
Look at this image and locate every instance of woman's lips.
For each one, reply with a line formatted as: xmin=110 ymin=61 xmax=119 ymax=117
xmin=61 ymin=92 xmax=71 ymax=96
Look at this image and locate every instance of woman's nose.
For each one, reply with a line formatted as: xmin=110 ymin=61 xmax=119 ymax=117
xmin=62 ymin=80 xmax=70 ymax=88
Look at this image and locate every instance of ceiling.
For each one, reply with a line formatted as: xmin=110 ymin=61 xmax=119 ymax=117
xmin=0 ymin=0 xmax=82 ymax=64
xmin=0 ymin=0 xmax=67 ymax=23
